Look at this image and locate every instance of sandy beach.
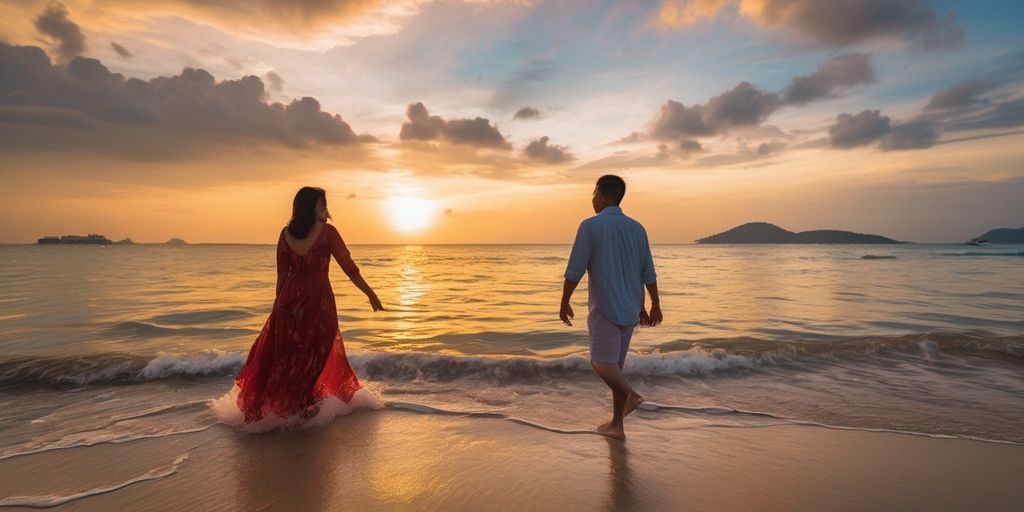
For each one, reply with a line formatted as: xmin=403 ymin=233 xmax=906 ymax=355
xmin=1 ymin=404 xmax=1021 ymax=511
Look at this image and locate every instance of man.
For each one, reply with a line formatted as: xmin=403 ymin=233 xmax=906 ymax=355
xmin=560 ymin=174 xmax=662 ymax=441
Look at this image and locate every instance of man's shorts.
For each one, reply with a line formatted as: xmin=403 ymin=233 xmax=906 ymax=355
xmin=587 ymin=308 xmax=637 ymax=366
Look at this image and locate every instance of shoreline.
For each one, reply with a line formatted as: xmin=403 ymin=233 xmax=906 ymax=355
xmin=1 ymin=408 xmax=1021 ymax=511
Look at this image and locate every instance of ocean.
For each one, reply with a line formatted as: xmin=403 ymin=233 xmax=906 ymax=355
xmin=1 ymin=242 xmax=1022 ymax=468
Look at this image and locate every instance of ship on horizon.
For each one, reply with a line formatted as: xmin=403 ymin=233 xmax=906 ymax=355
xmin=37 ymin=234 xmax=113 ymax=245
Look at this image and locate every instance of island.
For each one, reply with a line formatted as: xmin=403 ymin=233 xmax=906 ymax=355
xmin=165 ymin=237 xmax=189 ymax=245
xmin=114 ymin=238 xmax=135 ymax=245
xmin=37 ymin=234 xmax=112 ymax=245
xmin=969 ymin=227 xmax=1024 ymax=244
xmin=696 ymin=222 xmax=901 ymax=244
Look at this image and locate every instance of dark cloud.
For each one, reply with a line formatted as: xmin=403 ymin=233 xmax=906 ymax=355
xmin=34 ymin=2 xmax=85 ymax=62
xmin=399 ymin=102 xmax=511 ymax=149
xmin=651 ymin=83 xmax=781 ymax=140
xmin=944 ymin=98 xmax=1024 ymax=132
xmin=678 ymin=139 xmax=702 ymax=153
xmin=110 ymin=42 xmax=131 ymax=59
xmin=743 ymin=0 xmax=963 ymax=51
xmin=781 ymin=53 xmax=875 ymax=105
xmin=0 ymin=43 xmax=372 ymax=153
xmin=925 ymin=81 xmax=992 ymax=111
xmin=522 ymin=136 xmax=574 ymax=164
xmin=705 ymin=82 xmax=782 ymax=128
xmin=650 ymin=100 xmax=713 ymax=140
xmin=263 ymin=71 xmax=285 ymax=93
xmin=829 ymin=110 xmax=941 ymax=151
xmin=616 ymin=131 xmax=646 ymax=144
xmin=756 ymin=141 xmax=787 ymax=155
xmin=828 ymin=109 xmax=892 ymax=148
xmin=513 ymin=107 xmax=540 ymax=120
xmin=648 ymin=54 xmax=874 ymax=144
xmin=880 ymin=120 xmax=939 ymax=150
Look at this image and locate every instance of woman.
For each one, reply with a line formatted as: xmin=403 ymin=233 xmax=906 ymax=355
xmin=233 ymin=186 xmax=384 ymax=426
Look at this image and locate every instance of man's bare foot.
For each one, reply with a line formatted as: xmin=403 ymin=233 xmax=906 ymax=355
xmin=596 ymin=420 xmax=625 ymax=441
xmin=624 ymin=393 xmax=645 ymax=417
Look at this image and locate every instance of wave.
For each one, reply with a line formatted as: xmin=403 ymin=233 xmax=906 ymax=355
xmin=939 ymin=251 xmax=1024 ymax=257
xmin=861 ymin=254 xmax=896 ymax=259
xmin=211 ymin=385 xmax=382 ymax=433
xmin=148 ymin=309 xmax=255 ymax=325
xmin=106 ymin=321 xmax=257 ymax=339
xmin=383 ymin=400 xmax=1021 ymax=445
xmin=1 ymin=333 xmax=1019 ymax=390
xmin=0 ymin=349 xmax=245 ymax=388
xmin=0 ymin=451 xmax=191 ymax=508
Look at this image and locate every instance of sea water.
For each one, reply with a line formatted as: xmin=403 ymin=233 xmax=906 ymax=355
xmin=0 ymin=243 xmax=1021 ymax=461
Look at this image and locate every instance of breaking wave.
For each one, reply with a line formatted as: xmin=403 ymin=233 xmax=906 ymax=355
xmin=1 ymin=333 xmax=1019 ymax=389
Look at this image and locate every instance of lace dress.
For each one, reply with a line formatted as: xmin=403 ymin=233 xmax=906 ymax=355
xmin=234 ymin=223 xmax=362 ymax=423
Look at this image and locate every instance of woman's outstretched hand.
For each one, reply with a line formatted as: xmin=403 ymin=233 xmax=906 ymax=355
xmin=368 ymin=293 xmax=385 ymax=312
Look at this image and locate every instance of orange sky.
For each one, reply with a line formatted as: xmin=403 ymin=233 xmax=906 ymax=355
xmin=1 ymin=0 xmax=1022 ymax=244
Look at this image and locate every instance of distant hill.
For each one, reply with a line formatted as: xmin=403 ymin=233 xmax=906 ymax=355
xmin=166 ymin=237 xmax=188 ymax=245
xmin=970 ymin=227 xmax=1024 ymax=244
xmin=696 ymin=222 xmax=901 ymax=244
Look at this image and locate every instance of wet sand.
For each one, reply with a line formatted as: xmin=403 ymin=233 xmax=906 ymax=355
xmin=1 ymin=408 xmax=1021 ymax=511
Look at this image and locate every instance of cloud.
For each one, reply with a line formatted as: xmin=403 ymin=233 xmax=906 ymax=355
xmin=944 ymin=98 xmax=1024 ymax=132
xmin=828 ymin=109 xmax=892 ymax=148
xmin=522 ymin=136 xmax=574 ymax=164
xmin=110 ymin=41 xmax=131 ymax=59
xmin=651 ymin=82 xmax=782 ymax=140
xmin=705 ymin=81 xmax=782 ymax=128
xmin=925 ymin=81 xmax=992 ymax=110
xmin=513 ymin=106 xmax=540 ymax=120
xmin=33 ymin=0 xmax=428 ymax=51
xmin=781 ymin=53 xmax=875 ymax=105
xmin=880 ymin=120 xmax=939 ymax=150
xmin=679 ymin=139 xmax=702 ymax=153
xmin=34 ymin=2 xmax=85 ymax=61
xmin=828 ymin=109 xmax=940 ymax=151
xmin=263 ymin=71 xmax=285 ymax=94
xmin=650 ymin=100 xmax=714 ymax=140
xmin=399 ymin=102 xmax=511 ymax=149
xmin=657 ymin=0 xmax=963 ymax=51
xmin=756 ymin=140 xmax=787 ymax=155
xmin=0 ymin=43 xmax=373 ymax=154
xmin=647 ymin=54 xmax=875 ymax=144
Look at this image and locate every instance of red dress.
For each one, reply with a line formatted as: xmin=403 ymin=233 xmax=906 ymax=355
xmin=234 ymin=223 xmax=362 ymax=424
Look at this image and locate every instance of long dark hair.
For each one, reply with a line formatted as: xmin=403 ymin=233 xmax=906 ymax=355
xmin=287 ymin=187 xmax=327 ymax=239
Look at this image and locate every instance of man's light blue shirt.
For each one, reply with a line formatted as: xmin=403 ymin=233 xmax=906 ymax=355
xmin=564 ymin=206 xmax=657 ymax=326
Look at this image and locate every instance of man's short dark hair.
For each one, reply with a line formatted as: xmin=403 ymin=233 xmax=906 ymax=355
xmin=596 ymin=174 xmax=626 ymax=204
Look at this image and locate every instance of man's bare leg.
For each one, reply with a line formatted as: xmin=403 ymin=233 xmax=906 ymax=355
xmin=618 ymin=361 xmax=645 ymax=416
xmin=592 ymin=361 xmax=643 ymax=440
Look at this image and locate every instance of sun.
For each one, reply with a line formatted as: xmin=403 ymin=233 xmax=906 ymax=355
xmin=386 ymin=197 xmax=438 ymax=232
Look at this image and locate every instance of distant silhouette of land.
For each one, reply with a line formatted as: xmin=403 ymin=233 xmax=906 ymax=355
xmin=696 ymin=222 xmax=901 ymax=244
xmin=37 ymin=234 xmax=112 ymax=245
xmin=970 ymin=227 xmax=1024 ymax=244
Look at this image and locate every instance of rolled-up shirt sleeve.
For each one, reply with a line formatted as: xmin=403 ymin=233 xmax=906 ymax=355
xmin=327 ymin=224 xmax=360 ymax=277
xmin=641 ymin=228 xmax=657 ymax=284
xmin=564 ymin=221 xmax=592 ymax=283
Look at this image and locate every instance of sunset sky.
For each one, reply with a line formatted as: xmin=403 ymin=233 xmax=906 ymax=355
xmin=1 ymin=0 xmax=1022 ymax=244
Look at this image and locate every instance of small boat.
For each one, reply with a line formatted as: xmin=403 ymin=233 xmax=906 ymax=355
xmin=965 ymin=239 xmax=989 ymax=246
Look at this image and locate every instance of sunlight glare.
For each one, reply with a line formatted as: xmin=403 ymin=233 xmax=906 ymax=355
xmin=386 ymin=197 xmax=438 ymax=232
